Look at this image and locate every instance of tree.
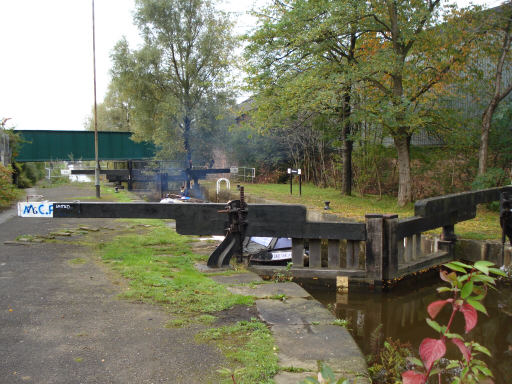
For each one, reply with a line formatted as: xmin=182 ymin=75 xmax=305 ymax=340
xmin=341 ymin=1 xmax=478 ymax=206
xmin=111 ymin=0 xmax=236 ymax=181
xmin=477 ymin=2 xmax=512 ymax=176
xmin=84 ymin=83 xmax=131 ymax=132
xmin=245 ymin=0 xmax=368 ymax=195
xmin=246 ymin=1 xmax=476 ymax=205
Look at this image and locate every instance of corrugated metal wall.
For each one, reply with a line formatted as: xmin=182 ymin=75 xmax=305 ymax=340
xmin=14 ymin=130 xmax=156 ymax=162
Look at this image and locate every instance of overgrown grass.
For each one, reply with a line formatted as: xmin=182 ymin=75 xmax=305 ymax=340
xmin=97 ymin=223 xmax=254 ymax=316
xmin=227 ymin=183 xmax=501 ymax=241
xmin=197 ymin=320 xmax=279 ymax=384
xmin=94 ymin=220 xmax=279 ymax=383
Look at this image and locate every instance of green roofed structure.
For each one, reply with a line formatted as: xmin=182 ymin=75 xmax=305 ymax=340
xmin=14 ymin=130 xmax=156 ymax=162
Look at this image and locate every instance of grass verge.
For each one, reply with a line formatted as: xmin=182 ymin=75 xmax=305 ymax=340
xmin=197 ymin=320 xmax=279 ymax=384
xmin=92 ymin=219 xmax=279 ymax=383
xmin=97 ymin=221 xmax=253 ymax=316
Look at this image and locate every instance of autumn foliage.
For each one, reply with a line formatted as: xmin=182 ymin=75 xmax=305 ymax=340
xmin=0 ymin=164 xmax=17 ymax=208
xmin=402 ymin=261 xmax=505 ymax=384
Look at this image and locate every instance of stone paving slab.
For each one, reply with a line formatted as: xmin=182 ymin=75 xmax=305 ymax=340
xmin=210 ymin=272 xmax=263 ymax=285
xmin=257 ymin=297 xmax=335 ymax=325
xmin=274 ymin=371 xmax=316 ymax=384
xmin=274 ymin=370 xmax=369 ymax=384
xmin=194 ymin=262 xmax=233 ymax=273
xmin=227 ymin=281 xmax=311 ymax=299
xmin=274 ymin=371 xmax=359 ymax=384
xmin=273 ymin=324 xmax=369 ymax=381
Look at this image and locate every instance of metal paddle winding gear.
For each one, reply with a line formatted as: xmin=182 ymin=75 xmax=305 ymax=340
xmin=207 ymin=187 xmax=248 ymax=267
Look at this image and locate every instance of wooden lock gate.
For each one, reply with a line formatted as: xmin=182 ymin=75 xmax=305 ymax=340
xmin=18 ymin=186 xmax=512 ymax=287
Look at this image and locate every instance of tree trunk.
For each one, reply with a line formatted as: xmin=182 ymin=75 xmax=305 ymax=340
xmin=341 ymin=138 xmax=353 ymax=195
xmin=478 ymin=102 xmax=497 ymax=176
xmin=340 ymin=90 xmax=353 ymax=196
xmin=478 ymin=13 xmax=512 ymax=176
xmin=394 ymin=134 xmax=412 ymax=207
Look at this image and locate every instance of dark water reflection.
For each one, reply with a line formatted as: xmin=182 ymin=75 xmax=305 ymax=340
xmin=305 ymin=279 xmax=512 ymax=383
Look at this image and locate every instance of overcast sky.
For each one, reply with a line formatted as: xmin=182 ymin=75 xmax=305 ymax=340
xmin=0 ymin=0 xmax=505 ymax=131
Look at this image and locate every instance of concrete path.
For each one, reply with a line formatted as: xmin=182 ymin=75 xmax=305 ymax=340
xmin=0 ymin=185 xmax=223 ymax=384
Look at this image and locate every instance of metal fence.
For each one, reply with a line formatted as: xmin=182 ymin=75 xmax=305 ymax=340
xmin=230 ymin=166 xmax=256 ymax=182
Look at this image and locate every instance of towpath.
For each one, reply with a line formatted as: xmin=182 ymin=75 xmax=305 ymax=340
xmin=0 ymin=185 xmax=224 ymax=384
xmin=1 ymin=184 xmax=368 ymax=384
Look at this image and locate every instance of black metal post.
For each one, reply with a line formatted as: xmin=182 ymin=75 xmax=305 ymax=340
xmin=500 ymin=192 xmax=512 ymax=264
xmin=299 ymin=174 xmax=302 ymax=196
xmin=127 ymin=160 xmax=133 ymax=191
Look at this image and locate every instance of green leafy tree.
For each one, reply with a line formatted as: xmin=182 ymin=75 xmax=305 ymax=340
xmin=355 ymin=1 xmax=477 ymax=206
xmin=111 ymin=0 xmax=236 ymax=176
xmin=474 ymin=2 xmax=512 ymax=176
xmin=245 ymin=0 xmax=368 ymax=195
xmin=84 ymin=83 xmax=131 ymax=132
xmin=246 ymin=0 xmax=476 ymax=205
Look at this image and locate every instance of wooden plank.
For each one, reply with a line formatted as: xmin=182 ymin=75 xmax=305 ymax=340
xmin=398 ymin=238 xmax=405 ymax=265
xmin=347 ymin=240 xmax=361 ymax=269
xmin=365 ymin=214 xmax=384 ymax=280
xmin=292 ymin=238 xmax=304 ymax=268
xmin=353 ymin=241 xmax=360 ymax=268
xmin=384 ymin=215 xmax=399 ymax=279
xmin=397 ymin=251 xmax=451 ymax=275
xmin=405 ymin=236 xmax=413 ymax=262
xmin=309 ymin=239 xmax=322 ymax=268
xmin=328 ymin=240 xmax=340 ymax=269
xmin=397 ymin=213 xmax=461 ymax=238
xmin=51 ymin=201 xmax=366 ymax=241
xmin=346 ymin=241 xmax=354 ymax=268
xmin=303 ymin=222 xmax=366 ymax=241
xmin=414 ymin=233 xmax=422 ymax=260
xmin=248 ymin=265 xmax=366 ymax=279
xmin=414 ymin=186 xmax=512 ymax=220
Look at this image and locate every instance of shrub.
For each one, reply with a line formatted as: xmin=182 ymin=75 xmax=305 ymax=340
xmin=471 ymin=168 xmax=507 ymax=190
xmin=0 ymin=164 xmax=18 ymax=208
xmin=402 ymin=261 xmax=505 ymax=384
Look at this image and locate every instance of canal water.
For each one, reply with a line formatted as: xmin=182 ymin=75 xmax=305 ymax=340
xmin=304 ymin=277 xmax=512 ymax=383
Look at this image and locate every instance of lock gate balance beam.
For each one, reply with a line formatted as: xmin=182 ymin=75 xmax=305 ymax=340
xmin=19 ymin=200 xmax=366 ymax=269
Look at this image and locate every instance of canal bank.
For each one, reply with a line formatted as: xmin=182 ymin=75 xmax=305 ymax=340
xmin=196 ymin=266 xmax=369 ymax=383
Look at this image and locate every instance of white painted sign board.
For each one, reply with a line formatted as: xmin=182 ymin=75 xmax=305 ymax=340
xmin=18 ymin=202 xmax=54 ymax=217
xmin=271 ymin=251 xmax=292 ymax=261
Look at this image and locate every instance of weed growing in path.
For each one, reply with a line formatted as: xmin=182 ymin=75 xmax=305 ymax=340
xmin=198 ymin=320 xmax=279 ymax=384
xmin=98 ymin=223 xmax=253 ymax=318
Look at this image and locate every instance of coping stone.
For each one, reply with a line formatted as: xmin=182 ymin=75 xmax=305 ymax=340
xmin=210 ymin=272 xmax=263 ymax=285
xmin=256 ymin=297 xmax=335 ymax=325
xmin=274 ymin=371 xmax=365 ymax=384
xmin=272 ymin=324 xmax=368 ymax=381
xmin=194 ymin=263 xmax=232 ymax=273
xmin=227 ymin=282 xmax=311 ymax=299
xmin=273 ymin=372 xmax=316 ymax=384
